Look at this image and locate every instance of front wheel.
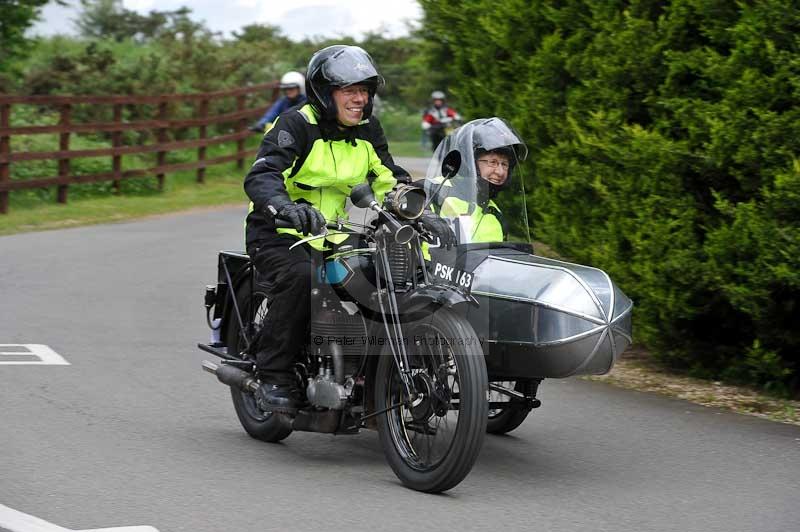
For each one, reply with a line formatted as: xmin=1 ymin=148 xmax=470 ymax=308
xmin=226 ymin=282 xmax=292 ymax=443
xmin=375 ymin=307 xmax=487 ymax=493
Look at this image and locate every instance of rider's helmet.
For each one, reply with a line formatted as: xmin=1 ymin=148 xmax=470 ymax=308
xmin=279 ymin=71 xmax=306 ymax=94
xmin=431 ymin=90 xmax=446 ymax=107
xmin=306 ymin=45 xmax=384 ymax=122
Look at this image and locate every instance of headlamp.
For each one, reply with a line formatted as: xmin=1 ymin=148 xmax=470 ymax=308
xmin=384 ymin=185 xmax=427 ymax=221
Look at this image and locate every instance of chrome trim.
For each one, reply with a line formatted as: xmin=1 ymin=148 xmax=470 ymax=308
xmin=570 ymin=326 xmax=609 ymax=375
xmin=471 ymin=290 xmax=608 ymax=326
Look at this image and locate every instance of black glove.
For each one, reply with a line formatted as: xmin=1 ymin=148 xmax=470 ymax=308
xmin=273 ymin=202 xmax=326 ymax=236
xmin=419 ymin=212 xmax=456 ymax=250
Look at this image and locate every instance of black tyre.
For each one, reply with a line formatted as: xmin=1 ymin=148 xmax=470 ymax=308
xmin=487 ymin=381 xmax=530 ymax=435
xmin=226 ymin=282 xmax=292 ymax=443
xmin=375 ymin=307 xmax=487 ymax=493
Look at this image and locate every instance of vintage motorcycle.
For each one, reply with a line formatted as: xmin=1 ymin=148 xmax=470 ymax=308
xmin=198 ymin=124 xmax=633 ymax=493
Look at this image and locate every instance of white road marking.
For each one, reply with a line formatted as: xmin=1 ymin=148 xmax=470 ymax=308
xmin=0 ymin=345 xmax=70 ymax=365
xmin=0 ymin=504 xmax=158 ymax=532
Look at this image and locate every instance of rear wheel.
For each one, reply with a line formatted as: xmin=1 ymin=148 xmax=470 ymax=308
xmin=487 ymin=381 xmax=531 ymax=435
xmin=375 ymin=307 xmax=487 ymax=493
xmin=227 ymin=282 xmax=292 ymax=443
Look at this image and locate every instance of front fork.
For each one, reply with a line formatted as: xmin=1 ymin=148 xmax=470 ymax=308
xmin=374 ymin=237 xmax=420 ymax=405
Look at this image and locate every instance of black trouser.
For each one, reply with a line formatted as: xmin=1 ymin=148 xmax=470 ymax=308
xmin=248 ymin=233 xmax=319 ymax=385
xmin=430 ymin=128 xmax=446 ymax=151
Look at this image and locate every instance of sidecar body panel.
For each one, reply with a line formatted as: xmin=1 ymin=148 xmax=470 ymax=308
xmin=433 ymin=245 xmax=633 ymax=379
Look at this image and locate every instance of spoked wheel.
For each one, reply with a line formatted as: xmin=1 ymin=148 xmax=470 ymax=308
xmin=375 ymin=307 xmax=487 ymax=493
xmin=227 ymin=282 xmax=292 ymax=443
xmin=487 ymin=381 xmax=531 ymax=435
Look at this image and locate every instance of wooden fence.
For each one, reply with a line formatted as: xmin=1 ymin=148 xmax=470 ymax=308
xmin=0 ymin=82 xmax=280 ymax=214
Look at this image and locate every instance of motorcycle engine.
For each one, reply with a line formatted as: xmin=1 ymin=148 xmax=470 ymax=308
xmin=307 ymin=304 xmax=367 ymax=410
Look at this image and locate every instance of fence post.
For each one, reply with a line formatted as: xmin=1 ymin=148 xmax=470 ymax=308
xmin=0 ymin=103 xmax=10 ymax=214
xmin=197 ymin=98 xmax=208 ymax=183
xmin=57 ymin=103 xmax=71 ymax=204
xmin=156 ymin=101 xmax=168 ymax=190
xmin=112 ymin=104 xmax=122 ymax=193
xmin=236 ymin=94 xmax=246 ymax=170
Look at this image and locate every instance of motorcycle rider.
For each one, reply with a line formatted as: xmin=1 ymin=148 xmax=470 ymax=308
xmin=249 ymin=71 xmax=308 ymax=133
xmin=421 ymin=90 xmax=461 ymax=151
xmin=244 ymin=45 xmax=454 ymax=414
xmin=427 ymin=117 xmax=528 ymax=243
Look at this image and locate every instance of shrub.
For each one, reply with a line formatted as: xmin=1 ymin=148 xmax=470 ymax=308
xmin=418 ymin=0 xmax=800 ymax=394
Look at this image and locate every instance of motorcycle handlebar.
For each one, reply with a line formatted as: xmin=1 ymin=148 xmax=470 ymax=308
xmin=273 ymin=214 xmax=417 ymax=245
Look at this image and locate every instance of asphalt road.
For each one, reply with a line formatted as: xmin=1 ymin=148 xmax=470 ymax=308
xmin=2 ymin=187 xmax=800 ymax=531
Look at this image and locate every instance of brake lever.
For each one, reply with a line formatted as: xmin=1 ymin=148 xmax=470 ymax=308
xmin=415 ymin=222 xmax=441 ymax=248
xmin=288 ymin=221 xmax=353 ymax=250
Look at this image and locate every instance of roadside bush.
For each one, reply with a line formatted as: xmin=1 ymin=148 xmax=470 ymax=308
xmin=419 ymin=0 xmax=800 ymax=394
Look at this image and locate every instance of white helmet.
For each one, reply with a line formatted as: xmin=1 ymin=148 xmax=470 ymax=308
xmin=280 ymin=71 xmax=306 ymax=94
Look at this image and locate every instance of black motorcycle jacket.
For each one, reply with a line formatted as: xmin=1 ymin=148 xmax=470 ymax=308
xmin=244 ymin=104 xmax=410 ymax=248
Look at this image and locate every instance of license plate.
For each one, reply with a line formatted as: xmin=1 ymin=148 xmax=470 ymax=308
xmin=431 ymin=261 xmax=473 ymax=292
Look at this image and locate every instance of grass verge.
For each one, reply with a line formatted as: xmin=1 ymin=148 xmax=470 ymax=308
xmin=583 ymin=347 xmax=800 ymax=426
xmin=386 ymin=140 xmax=431 ymax=158
xmin=0 ymin=160 xmax=247 ymax=236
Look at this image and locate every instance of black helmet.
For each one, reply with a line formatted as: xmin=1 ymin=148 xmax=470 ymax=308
xmin=306 ymin=45 xmax=384 ymax=122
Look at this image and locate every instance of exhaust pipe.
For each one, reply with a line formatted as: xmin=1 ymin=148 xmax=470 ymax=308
xmin=202 ymin=360 xmax=260 ymax=393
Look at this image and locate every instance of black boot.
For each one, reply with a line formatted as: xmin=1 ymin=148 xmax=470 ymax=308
xmin=254 ymin=382 xmax=304 ymax=414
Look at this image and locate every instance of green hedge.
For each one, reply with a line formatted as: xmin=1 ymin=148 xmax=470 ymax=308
xmin=419 ymin=0 xmax=800 ymax=394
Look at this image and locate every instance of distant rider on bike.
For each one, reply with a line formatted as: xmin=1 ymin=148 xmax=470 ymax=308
xmin=249 ymin=71 xmax=308 ymax=133
xmin=421 ymin=90 xmax=461 ymax=151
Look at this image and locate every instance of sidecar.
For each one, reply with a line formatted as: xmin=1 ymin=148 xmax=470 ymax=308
xmin=422 ymin=118 xmax=633 ymax=381
xmin=429 ymin=243 xmax=633 ymax=380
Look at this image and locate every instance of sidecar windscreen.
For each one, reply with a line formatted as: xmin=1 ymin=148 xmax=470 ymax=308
xmin=423 ymin=117 xmax=531 ymax=245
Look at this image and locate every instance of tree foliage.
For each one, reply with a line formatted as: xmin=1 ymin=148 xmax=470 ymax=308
xmin=75 ymin=0 xmax=206 ymax=43
xmin=0 ymin=0 xmax=53 ymax=81
xmin=9 ymin=1 xmax=426 ymax=111
xmin=419 ymin=0 xmax=800 ymax=393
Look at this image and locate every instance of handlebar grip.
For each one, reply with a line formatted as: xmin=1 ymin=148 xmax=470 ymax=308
xmin=272 ymin=219 xmax=339 ymax=231
xmin=273 ymin=219 xmax=293 ymax=229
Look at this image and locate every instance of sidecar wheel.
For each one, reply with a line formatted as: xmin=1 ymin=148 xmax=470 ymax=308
xmin=227 ymin=284 xmax=292 ymax=443
xmin=375 ymin=307 xmax=487 ymax=493
xmin=487 ymin=381 xmax=530 ymax=435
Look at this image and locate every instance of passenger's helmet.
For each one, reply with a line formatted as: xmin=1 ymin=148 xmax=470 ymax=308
xmin=425 ymin=117 xmax=527 ymax=206
xmin=305 ymin=45 xmax=384 ymax=121
xmin=430 ymin=90 xmax=446 ymax=101
xmin=470 ymin=118 xmax=527 ymax=197
xmin=279 ymin=71 xmax=306 ymax=94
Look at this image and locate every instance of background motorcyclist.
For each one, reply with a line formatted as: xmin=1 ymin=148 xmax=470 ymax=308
xmin=426 ymin=117 xmax=528 ymax=243
xmin=421 ymin=90 xmax=461 ymax=151
xmin=249 ymin=71 xmax=308 ymax=133
xmin=243 ymin=45 xmax=453 ymax=414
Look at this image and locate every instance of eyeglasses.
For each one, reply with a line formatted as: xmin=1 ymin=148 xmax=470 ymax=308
xmin=477 ymin=158 xmax=510 ymax=170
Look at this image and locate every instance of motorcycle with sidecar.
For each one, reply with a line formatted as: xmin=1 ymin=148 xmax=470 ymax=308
xmin=198 ymin=127 xmax=633 ymax=493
